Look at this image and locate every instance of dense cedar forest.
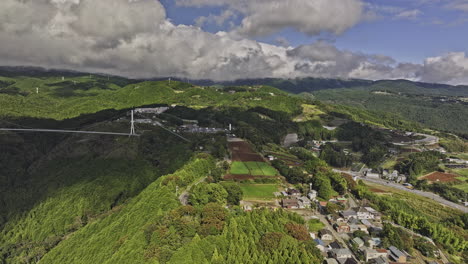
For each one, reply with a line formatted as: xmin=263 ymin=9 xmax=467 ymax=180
xmin=0 ymin=71 xmax=467 ymax=264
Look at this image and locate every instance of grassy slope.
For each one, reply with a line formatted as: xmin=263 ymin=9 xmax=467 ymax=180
xmin=239 ymin=184 xmax=278 ymax=200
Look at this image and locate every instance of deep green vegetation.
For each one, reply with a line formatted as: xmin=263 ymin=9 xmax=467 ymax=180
xmin=354 ymin=182 xmax=467 ymax=258
xmin=336 ymin=122 xmax=390 ymax=168
xmin=396 ymin=151 xmax=445 ymax=183
xmin=312 ymin=82 xmax=468 ymax=135
xmin=1 ymin=70 xmax=467 ymax=264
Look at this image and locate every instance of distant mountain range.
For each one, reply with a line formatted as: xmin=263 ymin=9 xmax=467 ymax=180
xmin=1 ymin=66 xmax=467 ymax=135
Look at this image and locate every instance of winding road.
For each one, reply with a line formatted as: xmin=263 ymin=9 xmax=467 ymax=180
xmin=178 ymin=177 xmax=206 ymax=205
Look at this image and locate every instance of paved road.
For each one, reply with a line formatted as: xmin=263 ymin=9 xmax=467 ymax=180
xmin=0 ymin=128 xmax=137 ymax=136
xmin=317 ymin=214 xmax=354 ymax=256
xmin=392 ymin=132 xmax=439 ymax=146
xmin=334 ymin=169 xmax=467 ymax=213
xmin=358 ymin=177 xmax=468 ymax=213
xmin=178 ymin=177 xmax=206 ymax=206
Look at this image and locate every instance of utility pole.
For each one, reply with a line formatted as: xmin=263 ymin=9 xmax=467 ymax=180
xmin=130 ymin=110 xmax=136 ymax=136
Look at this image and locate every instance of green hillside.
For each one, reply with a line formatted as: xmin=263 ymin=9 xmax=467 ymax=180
xmin=196 ymin=77 xmax=468 ymax=135
xmin=313 ymin=85 xmax=468 ymax=135
xmin=0 ymin=71 xmax=466 ymax=264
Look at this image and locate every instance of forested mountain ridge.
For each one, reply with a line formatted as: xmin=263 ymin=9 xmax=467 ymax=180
xmin=0 ymin=69 xmax=466 ymax=264
xmin=201 ymin=77 xmax=468 ymax=135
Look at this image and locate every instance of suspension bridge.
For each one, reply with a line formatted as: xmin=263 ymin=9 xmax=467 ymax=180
xmin=0 ymin=110 xmax=192 ymax=141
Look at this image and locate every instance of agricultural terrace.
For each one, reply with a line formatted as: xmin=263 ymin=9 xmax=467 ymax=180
xmin=227 ymin=140 xmax=278 ymax=178
xmin=420 ymin=172 xmax=462 ymax=183
xmin=230 ymin=161 xmax=278 ymax=176
xmin=228 ymin=141 xmax=265 ymax=162
xmin=239 ymin=184 xmax=278 ymax=200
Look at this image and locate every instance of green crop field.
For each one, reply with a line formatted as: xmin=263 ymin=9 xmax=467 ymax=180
xmin=239 ymin=184 xmax=278 ymax=200
xmin=245 ymin=162 xmax=264 ymax=175
xmin=257 ymin=162 xmax=279 ymax=176
xmin=453 ymin=169 xmax=468 ymax=177
xmin=230 ymin=161 xmax=278 ymax=176
xmin=230 ymin=161 xmax=250 ymax=174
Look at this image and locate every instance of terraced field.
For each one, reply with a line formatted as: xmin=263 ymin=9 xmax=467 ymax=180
xmin=230 ymin=161 xmax=278 ymax=176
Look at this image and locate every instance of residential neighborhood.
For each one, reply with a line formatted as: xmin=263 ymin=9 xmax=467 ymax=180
xmin=245 ymin=182 xmax=443 ymax=264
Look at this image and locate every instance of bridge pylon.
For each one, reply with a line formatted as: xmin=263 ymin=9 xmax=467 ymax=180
xmin=130 ymin=110 xmax=136 ymax=136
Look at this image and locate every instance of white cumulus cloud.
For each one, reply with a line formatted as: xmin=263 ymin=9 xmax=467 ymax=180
xmin=0 ymin=0 xmax=467 ymax=84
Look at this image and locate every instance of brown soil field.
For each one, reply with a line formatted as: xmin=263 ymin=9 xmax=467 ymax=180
xmin=370 ymin=188 xmax=387 ymax=193
xmin=421 ymin=172 xmax=461 ymax=183
xmin=229 ymin=141 xmax=265 ymax=162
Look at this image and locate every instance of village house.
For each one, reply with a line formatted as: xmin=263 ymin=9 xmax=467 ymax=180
xmin=349 ymin=224 xmax=369 ymax=233
xmin=364 ymin=248 xmax=388 ymax=262
xmin=369 ymin=226 xmax=383 ymax=235
xmin=364 ymin=169 xmax=380 ymax=179
xmin=308 ymin=189 xmax=318 ymax=200
xmin=297 ymin=196 xmax=312 ymax=208
xmin=371 ymin=237 xmax=382 ymax=247
xmin=369 ymin=256 xmax=389 ymax=264
xmin=328 ymin=241 xmax=343 ymax=250
xmin=319 ymin=201 xmax=328 ymax=213
xmin=319 ymin=229 xmax=334 ymax=241
xmin=361 ymin=219 xmax=373 ymax=227
xmin=353 ymin=207 xmax=381 ymax=220
xmin=325 ymin=258 xmax=339 ymax=264
xmin=314 ymin=239 xmax=327 ymax=252
xmin=389 ymin=246 xmax=407 ymax=263
xmin=340 ymin=210 xmax=357 ymax=221
xmin=365 ymin=207 xmax=382 ymax=220
xmin=281 ymin=198 xmax=299 ymax=209
xmin=288 ymin=188 xmax=301 ymax=197
xmin=351 ymin=237 xmax=365 ymax=248
xmin=338 ymin=258 xmax=359 ymax=264
xmin=334 ymin=223 xmax=350 ymax=233
xmin=362 ymin=236 xmax=378 ymax=248
xmin=330 ymin=248 xmax=353 ymax=260
xmin=328 ymin=215 xmax=346 ymax=224
xmin=336 ymin=197 xmax=347 ymax=204
xmin=354 ymin=207 xmax=373 ymax=219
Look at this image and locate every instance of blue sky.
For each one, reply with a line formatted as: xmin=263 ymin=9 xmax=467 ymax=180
xmin=161 ymin=0 xmax=468 ymax=64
